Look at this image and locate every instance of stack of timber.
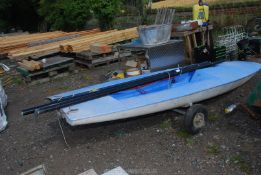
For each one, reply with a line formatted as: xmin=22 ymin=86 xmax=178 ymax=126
xmin=7 ymin=30 xmax=115 ymax=60
xmin=16 ymin=56 xmax=74 ymax=84
xmin=60 ymin=28 xmax=138 ymax=53
xmin=8 ymin=28 xmax=138 ymax=60
xmin=90 ymin=43 xmax=112 ymax=54
xmin=1 ymin=29 xmax=100 ymax=59
xmin=0 ymin=31 xmax=65 ymax=53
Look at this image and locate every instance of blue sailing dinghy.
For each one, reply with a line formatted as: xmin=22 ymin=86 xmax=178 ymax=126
xmin=48 ymin=61 xmax=260 ymax=129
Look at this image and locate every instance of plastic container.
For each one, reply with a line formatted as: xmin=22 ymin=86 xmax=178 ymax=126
xmin=138 ymin=24 xmax=172 ymax=45
xmin=193 ymin=4 xmax=209 ymax=23
xmin=0 ymin=80 xmax=7 ymax=108
xmin=0 ymin=80 xmax=7 ymax=132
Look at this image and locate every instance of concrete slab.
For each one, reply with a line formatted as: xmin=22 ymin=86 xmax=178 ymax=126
xmin=101 ymin=167 xmax=129 ymax=175
xmin=78 ymin=169 xmax=98 ymax=175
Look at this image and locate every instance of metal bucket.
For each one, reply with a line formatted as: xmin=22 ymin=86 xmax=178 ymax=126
xmin=138 ymin=24 xmax=172 ymax=46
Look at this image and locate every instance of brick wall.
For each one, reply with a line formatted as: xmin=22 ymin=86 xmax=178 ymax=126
xmin=175 ymin=6 xmax=261 ymax=18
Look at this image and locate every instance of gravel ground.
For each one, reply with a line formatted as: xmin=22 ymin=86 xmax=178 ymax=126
xmin=0 ymin=63 xmax=260 ymax=175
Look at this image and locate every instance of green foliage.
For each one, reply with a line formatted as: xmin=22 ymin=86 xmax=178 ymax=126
xmin=136 ymin=0 xmax=151 ymax=24
xmin=176 ymin=130 xmax=192 ymax=139
xmin=39 ymin=0 xmax=91 ymax=31
xmin=12 ymin=76 xmax=24 ymax=86
xmin=89 ymin=0 xmax=123 ymax=30
xmin=160 ymin=119 xmax=172 ymax=130
xmin=207 ymin=144 xmax=220 ymax=155
xmin=176 ymin=130 xmax=196 ymax=146
xmin=230 ymin=155 xmax=252 ymax=175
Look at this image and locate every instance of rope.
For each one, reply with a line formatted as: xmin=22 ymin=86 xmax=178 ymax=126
xmin=167 ymin=71 xmax=172 ymax=88
xmin=58 ymin=117 xmax=70 ymax=149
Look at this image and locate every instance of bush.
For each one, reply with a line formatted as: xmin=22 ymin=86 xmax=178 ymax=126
xmin=39 ymin=0 xmax=91 ymax=31
xmin=89 ymin=0 xmax=123 ymax=30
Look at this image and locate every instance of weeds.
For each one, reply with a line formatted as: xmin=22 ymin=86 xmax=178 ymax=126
xmin=160 ymin=119 xmax=172 ymax=130
xmin=176 ymin=130 xmax=192 ymax=139
xmin=230 ymin=155 xmax=252 ymax=175
xmin=12 ymin=76 xmax=23 ymax=86
xmin=207 ymin=144 xmax=220 ymax=155
xmin=186 ymin=138 xmax=195 ymax=146
xmin=176 ymin=130 xmax=196 ymax=146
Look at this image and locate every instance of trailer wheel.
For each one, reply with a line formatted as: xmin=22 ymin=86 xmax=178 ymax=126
xmin=184 ymin=104 xmax=208 ymax=134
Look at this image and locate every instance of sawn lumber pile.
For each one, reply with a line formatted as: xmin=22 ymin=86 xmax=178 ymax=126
xmin=60 ymin=27 xmax=138 ymax=53
xmin=0 ymin=31 xmax=66 ymax=53
xmin=0 ymin=29 xmax=100 ymax=59
xmin=6 ymin=27 xmax=138 ymax=60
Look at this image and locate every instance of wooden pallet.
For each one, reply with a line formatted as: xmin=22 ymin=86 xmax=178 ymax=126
xmin=16 ymin=56 xmax=75 ymax=84
xmin=75 ymin=51 xmax=131 ymax=68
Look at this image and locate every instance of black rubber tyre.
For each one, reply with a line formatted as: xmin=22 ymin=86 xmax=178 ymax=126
xmin=184 ymin=104 xmax=208 ymax=134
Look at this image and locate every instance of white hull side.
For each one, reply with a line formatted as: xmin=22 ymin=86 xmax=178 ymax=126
xmin=64 ymin=75 xmax=253 ymax=126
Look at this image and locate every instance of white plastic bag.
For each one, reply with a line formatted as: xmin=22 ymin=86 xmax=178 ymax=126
xmin=0 ymin=101 xmax=7 ymax=132
xmin=0 ymin=80 xmax=7 ymax=132
xmin=0 ymin=80 xmax=7 ymax=108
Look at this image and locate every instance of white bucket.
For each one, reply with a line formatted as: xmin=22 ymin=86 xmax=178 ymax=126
xmin=126 ymin=68 xmax=141 ymax=77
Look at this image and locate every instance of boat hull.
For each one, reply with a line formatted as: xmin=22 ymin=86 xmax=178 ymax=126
xmin=62 ymin=72 xmax=254 ymax=126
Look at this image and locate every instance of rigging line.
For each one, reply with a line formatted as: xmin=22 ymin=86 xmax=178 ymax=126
xmin=58 ymin=117 xmax=70 ymax=149
xmin=167 ymin=71 xmax=172 ymax=89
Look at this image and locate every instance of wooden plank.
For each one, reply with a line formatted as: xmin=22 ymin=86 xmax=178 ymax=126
xmin=172 ymin=25 xmax=213 ymax=37
xmin=61 ymin=28 xmax=138 ymax=53
xmin=75 ymin=51 xmax=131 ymax=68
xmin=18 ymin=62 xmax=35 ymax=72
xmin=90 ymin=43 xmax=112 ymax=54
xmin=8 ymin=30 xmax=109 ymax=60
xmin=26 ymin=63 xmax=74 ymax=78
xmin=17 ymin=60 xmax=42 ymax=71
xmin=1 ymin=29 xmax=100 ymax=57
xmin=7 ymin=28 xmax=137 ymax=60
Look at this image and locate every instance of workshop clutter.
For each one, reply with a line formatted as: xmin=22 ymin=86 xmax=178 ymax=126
xmin=0 ymin=27 xmax=138 ymax=84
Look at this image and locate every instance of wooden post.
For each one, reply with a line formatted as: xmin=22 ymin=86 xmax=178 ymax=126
xmin=192 ymin=34 xmax=197 ymax=48
xmin=185 ymin=36 xmax=193 ymax=64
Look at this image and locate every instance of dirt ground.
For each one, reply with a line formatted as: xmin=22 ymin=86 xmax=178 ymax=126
xmin=0 ymin=62 xmax=260 ymax=175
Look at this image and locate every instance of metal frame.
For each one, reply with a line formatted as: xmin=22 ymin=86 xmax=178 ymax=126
xmin=118 ymin=39 xmax=185 ymax=72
